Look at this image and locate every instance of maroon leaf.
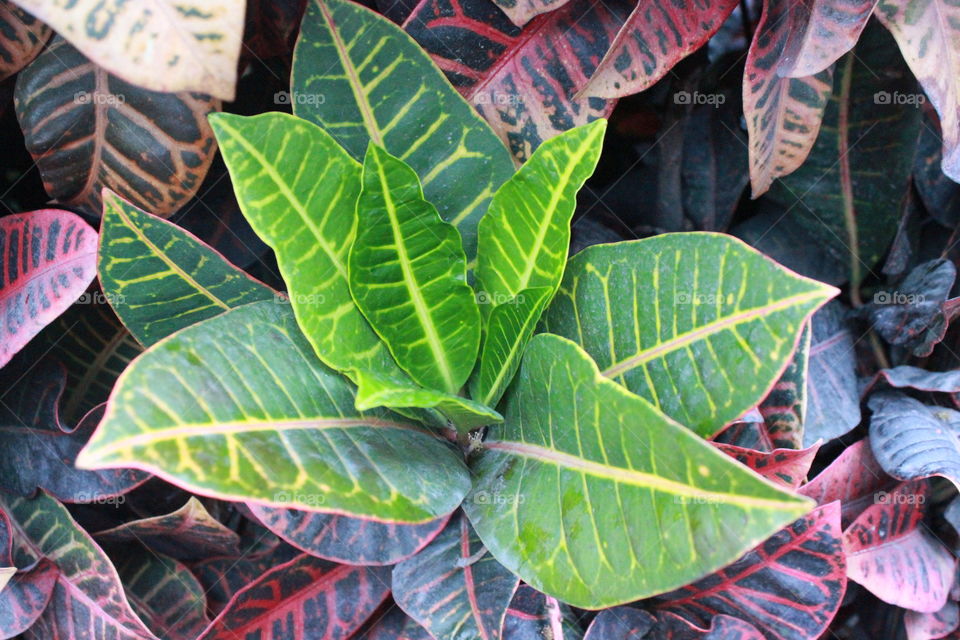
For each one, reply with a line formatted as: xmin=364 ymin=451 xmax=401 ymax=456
xmin=192 ymin=542 xmax=301 ymax=616
xmin=392 ymin=512 xmax=519 ymax=640
xmin=655 ymin=503 xmax=846 ymax=640
xmin=197 ymin=554 xmax=390 ymax=640
xmin=583 ymin=607 xmax=655 ymax=639
xmin=775 ymin=0 xmax=874 ymax=77
xmin=362 ymin=606 xmax=435 ymax=639
xmin=0 ymin=209 xmax=98 ymax=368
xmin=0 ymin=509 xmax=56 ymax=640
xmin=243 ymin=0 xmax=307 ymax=59
xmin=712 ymin=420 xmax=775 ymax=452
xmin=905 ymin=601 xmax=959 ymax=640
xmin=652 ymin=611 xmax=765 ymax=639
xmin=713 ymin=443 xmax=820 ymax=489
xmin=0 ymin=491 xmax=157 ymax=639
xmin=403 ymin=0 xmax=628 ymax=160
xmin=799 ymin=439 xmax=897 ymax=527
xmin=95 ymin=497 xmax=240 ymax=562
xmin=580 ymin=0 xmax=739 ymax=99
xmin=247 ymin=503 xmax=447 ymax=565
xmin=487 ymin=0 xmax=572 ymax=25
xmin=501 ymin=585 xmax=583 ymax=640
xmin=758 ymin=324 xmax=810 ymax=449
xmin=743 ymin=0 xmax=833 ymax=196
xmin=0 ymin=359 xmax=147 ymax=501
xmin=0 ymin=1 xmax=50 ymax=81
xmin=844 ymin=480 xmax=955 ymax=612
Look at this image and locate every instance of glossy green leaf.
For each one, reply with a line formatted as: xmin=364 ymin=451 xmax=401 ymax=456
xmin=470 ymin=286 xmax=553 ymax=407
xmin=210 ymin=112 xmax=408 ymax=383
xmin=350 ymin=145 xmax=481 ymax=394
xmin=353 ymin=369 xmax=501 ymax=432
xmin=76 ymin=300 xmax=471 ymax=523
xmin=98 ymin=190 xmax=275 ymax=347
xmin=292 ymin=0 xmax=514 ymax=259
xmin=542 ymin=233 xmax=837 ymax=437
xmin=464 ymin=333 xmax=812 ymax=609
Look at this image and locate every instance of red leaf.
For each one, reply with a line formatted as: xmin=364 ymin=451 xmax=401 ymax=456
xmin=581 ymin=0 xmax=739 ymax=99
xmin=0 ymin=210 xmax=97 ymax=368
xmin=488 ymin=0 xmax=574 ymax=26
xmin=843 ymin=480 xmax=955 ymax=612
xmin=403 ymin=0 xmax=628 ymax=160
xmin=653 ymin=611 xmax=765 ymax=639
xmin=501 ymin=585 xmax=581 ymax=640
xmin=363 ymin=606 xmax=435 ymax=639
xmin=713 ymin=442 xmax=820 ymax=489
xmin=743 ymin=0 xmax=833 ymax=196
xmin=191 ymin=543 xmax=301 ymax=616
xmin=799 ymin=439 xmax=896 ymax=527
xmin=197 ymin=554 xmax=390 ymax=640
xmin=905 ymin=601 xmax=960 ymax=640
xmin=247 ymin=503 xmax=448 ymax=565
xmin=656 ymin=503 xmax=847 ymax=640
xmin=776 ymin=0 xmax=874 ymax=77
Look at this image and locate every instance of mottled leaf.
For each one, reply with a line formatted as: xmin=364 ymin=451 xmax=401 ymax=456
xmin=0 ymin=209 xmax=97 ymax=368
xmin=776 ymin=0 xmax=875 ymax=77
xmin=543 ymin=233 xmax=836 ymax=437
xmin=12 ymin=0 xmax=244 ymax=99
xmin=501 ymin=585 xmax=582 ymax=640
xmin=393 ymin=512 xmax=519 ymax=640
xmin=583 ymin=607 xmax=655 ymax=640
xmin=98 ymin=190 xmax=275 ymax=346
xmin=362 ymin=607 xmax=435 ymax=640
xmin=905 ymin=602 xmax=959 ymax=640
xmin=656 ymin=503 xmax=846 ymax=640
xmin=804 ymin=302 xmax=860 ymax=445
xmin=651 ymin=611 xmax=765 ymax=639
xmin=866 ymin=366 xmax=960 ymax=396
xmin=714 ymin=443 xmax=819 ymax=489
xmin=192 ymin=543 xmax=300 ymax=616
xmin=77 ymin=301 xmax=471 ymax=522
xmin=0 ymin=1 xmax=48 ymax=81
xmin=293 ymin=0 xmax=514 ymax=258
xmin=15 ymin=38 xmax=219 ymax=217
xmin=759 ymin=323 xmax=810 ymax=448
xmin=197 ymin=554 xmax=390 ymax=640
xmin=466 ymin=334 xmax=811 ymax=608
xmin=0 ymin=509 xmax=56 ymax=640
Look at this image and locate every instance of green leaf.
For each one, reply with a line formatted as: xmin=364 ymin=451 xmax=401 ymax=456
xmin=98 ymin=190 xmax=275 ymax=347
xmin=76 ymin=300 xmax=471 ymax=523
xmin=292 ymin=0 xmax=515 ymax=259
xmin=470 ymin=286 xmax=553 ymax=407
xmin=349 ymin=145 xmax=481 ymax=394
xmin=464 ymin=333 xmax=812 ymax=608
xmin=475 ymin=119 xmax=606 ymax=305
xmin=210 ymin=112 xmax=409 ymax=384
xmin=353 ymin=369 xmax=501 ymax=432
xmin=542 ymin=233 xmax=837 ymax=437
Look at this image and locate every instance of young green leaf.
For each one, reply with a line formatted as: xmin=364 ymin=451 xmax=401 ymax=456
xmin=542 ymin=233 xmax=838 ymax=437
xmin=98 ymin=190 xmax=275 ymax=346
xmin=292 ymin=0 xmax=514 ymax=259
xmin=77 ymin=301 xmax=471 ymax=524
xmin=210 ymin=112 xmax=409 ymax=383
xmin=464 ymin=333 xmax=812 ymax=609
xmin=349 ymin=145 xmax=481 ymax=394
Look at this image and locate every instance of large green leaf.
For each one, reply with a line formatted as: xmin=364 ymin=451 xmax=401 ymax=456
xmin=210 ymin=112 xmax=409 ymax=384
xmin=542 ymin=233 xmax=837 ymax=437
xmin=76 ymin=300 xmax=471 ymax=523
xmin=98 ymin=190 xmax=275 ymax=347
xmin=292 ymin=0 xmax=514 ymax=259
xmin=464 ymin=334 xmax=812 ymax=609
xmin=350 ymin=145 xmax=481 ymax=394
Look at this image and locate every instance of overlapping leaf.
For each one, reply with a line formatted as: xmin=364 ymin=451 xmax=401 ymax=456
xmin=714 ymin=443 xmax=819 ymax=489
xmin=364 ymin=607 xmax=435 ymax=639
xmin=292 ymin=0 xmax=514 ymax=258
xmin=0 ymin=509 xmax=56 ymax=640
xmin=905 ymin=603 xmax=960 ymax=640
xmin=501 ymin=585 xmax=583 ymax=639
xmin=651 ymin=612 xmax=765 ymax=638
xmin=776 ymin=0 xmax=875 ymax=77
xmin=875 ymin=0 xmax=960 ymax=182
xmin=542 ymin=233 xmax=836 ymax=437
xmin=192 ymin=542 xmax=300 ymax=615
xmin=759 ymin=323 xmax=810 ymax=449
xmin=197 ymin=554 xmax=390 ymax=640
xmin=12 ymin=0 xmax=244 ymax=100
xmin=403 ymin=0 xmax=630 ymax=160
xmin=98 ymin=190 xmax=275 ymax=346
xmin=247 ymin=503 xmax=448 ymax=565
xmin=0 ymin=491 xmax=157 ymax=639
xmin=843 ymin=480 xmax=955 ymax=612
xmin=0 ymin=209 xmax=97 ymax=368
xmin=392 ymin=513 xmax=519 ymax=640
xmin=583 ymin=607 xmax=655 ymax=639
xmin=77 ymin=300 xmax=471 ymax=522
xmin=350 ymin=145 xmax=480 ymax=394
xmin=465 ymin=334 xmax=812 ymax=608
xmin=0 ymin=1 xmax=48 ymax=81
xmin=804 ymin=302 xmax=860 ymax=445
xmin=656 ymin=503 xmax=846 ymax=640
xmin=15 ymin=38 xmax=219 ymax=217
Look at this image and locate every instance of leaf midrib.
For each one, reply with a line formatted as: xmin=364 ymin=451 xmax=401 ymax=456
xmin=485 ymin=440 xmax=806 ymax=510
xmin=601 ymin=289 xmax=828 ymax=378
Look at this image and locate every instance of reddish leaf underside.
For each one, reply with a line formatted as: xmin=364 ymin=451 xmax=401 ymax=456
xmin=905 ymin=601 xmax=960 ymax=640
xmin=0 ymin=210 xmax=97 ymax=368
xmin=776 ymin=0 xmax=875 ymax=78
xmin=714 ymin=442 xmax=820 ymax=489
xmin=654 ymin=611 xmax=765 ymax=639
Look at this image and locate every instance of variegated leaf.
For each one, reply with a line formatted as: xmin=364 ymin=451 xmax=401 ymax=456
xmin=777 ymin=0 xmax=876 ymax=77
xmin=0 ymin=1 xmax=49 ymax=81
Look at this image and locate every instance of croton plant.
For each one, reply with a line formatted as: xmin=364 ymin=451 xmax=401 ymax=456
xmin=1 ymin=0 xmax=960 ymax=638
